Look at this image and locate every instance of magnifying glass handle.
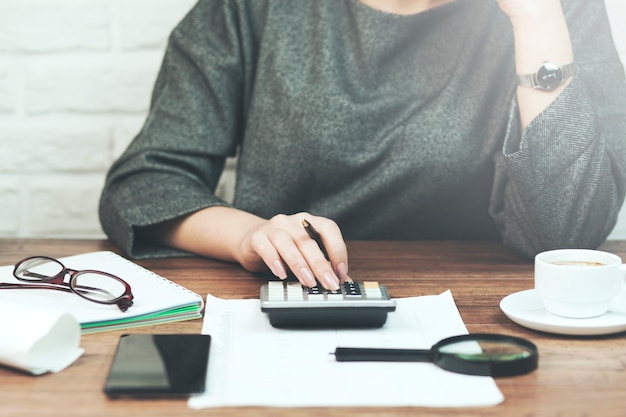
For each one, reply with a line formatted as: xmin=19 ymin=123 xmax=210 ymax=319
xmin=333 ymin=347 xmax=431 ymax=362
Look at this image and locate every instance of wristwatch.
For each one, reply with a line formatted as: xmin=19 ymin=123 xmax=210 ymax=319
xmin=516 ymin=61 xmax=578 ymax=91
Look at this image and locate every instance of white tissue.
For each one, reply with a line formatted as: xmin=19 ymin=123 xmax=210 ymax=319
xmin=0 ymin=301 xmax=84 ymax=375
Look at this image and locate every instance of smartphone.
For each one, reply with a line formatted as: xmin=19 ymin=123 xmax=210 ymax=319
xmin=104 ymin=334 xmax=211 ymax=397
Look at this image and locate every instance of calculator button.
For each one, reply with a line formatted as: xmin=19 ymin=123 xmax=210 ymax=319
xmin=343 ymin=282 xmax=361 ymax=296
xmin=307 ymin=286 xmax=323 ymax=294
xmin=267 ymin=281 xmax=285 ymax=300
xmin=308 ymin=294 xmax=325 ymax=300
xmin=267 ymin=292 xmax=284 ymax=301
xmin=286 ymin=283 xmax=304 ymax=301
xmin=326 ymin=288 xmax=343 ymax=300
xmin=305 ymin=286 xmax=324 ymax=300
xmin=363 ymin=281 xmax=383 ymax=298
xmin=365 ymin=289 xmax=383 ymax=298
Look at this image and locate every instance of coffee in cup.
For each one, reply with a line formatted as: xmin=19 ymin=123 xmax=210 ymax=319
xmin=534 ymin=249 xmax=626 ymax=318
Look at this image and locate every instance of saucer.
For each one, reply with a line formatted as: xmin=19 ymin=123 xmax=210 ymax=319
xmin=499 ymin=289 xmax=626 ymax=336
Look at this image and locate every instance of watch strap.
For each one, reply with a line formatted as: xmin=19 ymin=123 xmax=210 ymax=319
xmin=517 ymin=62 xmax=578 ymax=90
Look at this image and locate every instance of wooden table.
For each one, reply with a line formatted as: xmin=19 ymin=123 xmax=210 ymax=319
xmin=1 ymin=239 xmax=625 ymax=417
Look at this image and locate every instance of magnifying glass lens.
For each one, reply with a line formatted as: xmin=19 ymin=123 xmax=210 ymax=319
xmin=433 ymin=334 xmax=538 ymax=377
xmin=439 ymin=339 xmax=533 ymax=361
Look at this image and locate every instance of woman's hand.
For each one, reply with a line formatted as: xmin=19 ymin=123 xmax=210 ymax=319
xmin=236 ymin=213 xmax=348 ymax=290
xmin=144 ymin=207 xmax=348 ymax=290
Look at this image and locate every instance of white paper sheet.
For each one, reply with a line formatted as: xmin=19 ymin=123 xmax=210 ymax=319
xmin=188 ymin=290 xmax=504 ymax=408
xmin=0 ymin=301 xmax=84 ymax=375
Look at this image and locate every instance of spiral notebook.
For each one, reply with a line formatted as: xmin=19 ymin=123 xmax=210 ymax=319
xmin=0 ymin=251 xmax=203 ymax=334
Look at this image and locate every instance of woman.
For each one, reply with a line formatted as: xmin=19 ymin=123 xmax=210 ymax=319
xmin=99 ymin=0 xmax=626 ymax=290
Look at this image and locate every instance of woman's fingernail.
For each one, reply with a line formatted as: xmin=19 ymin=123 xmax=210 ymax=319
xmin=323 ymin=271 xmax=340 ymax=291
xmin=300 ymin=267 xmax=317 ymax=287
xmin=272 ymin=259 xmax=287 ymax=279
xmin=336 ymin=262 xmax=348 ymax=282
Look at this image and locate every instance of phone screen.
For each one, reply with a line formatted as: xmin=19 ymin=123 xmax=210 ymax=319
xmin=104 ymin=334 xmax=211 ymax=397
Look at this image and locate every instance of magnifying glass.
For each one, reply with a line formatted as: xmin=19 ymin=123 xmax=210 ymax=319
xmin=333 ymin=333 xmax=538 ymax=377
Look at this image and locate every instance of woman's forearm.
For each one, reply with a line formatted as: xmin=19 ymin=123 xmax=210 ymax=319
xmin=499 ymin=0 xmax=575 ymax=128
xmin=144 ymin=206 xmax=266 ymax=265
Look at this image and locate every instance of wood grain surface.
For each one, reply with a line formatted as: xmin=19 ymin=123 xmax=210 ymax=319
xmin=1 ymin=239 xmax=625 ymax=417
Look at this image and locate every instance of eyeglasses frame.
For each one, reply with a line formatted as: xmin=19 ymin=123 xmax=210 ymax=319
xmin=7 ymin=255 xmax=134 ymax=312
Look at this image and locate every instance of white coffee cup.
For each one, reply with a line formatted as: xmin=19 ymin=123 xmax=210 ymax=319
xmin=534 ymin=249 xmax=626 ymax=318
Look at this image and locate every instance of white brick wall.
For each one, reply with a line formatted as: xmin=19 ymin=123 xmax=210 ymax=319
xmin=0 ymin=0 xmax=625 ymax=240
xmin=0 ymin=0 xmax=199 ymax=238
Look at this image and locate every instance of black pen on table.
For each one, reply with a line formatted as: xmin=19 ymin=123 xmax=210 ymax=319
xmin=300 ymin=218 xmax=329 ymax=260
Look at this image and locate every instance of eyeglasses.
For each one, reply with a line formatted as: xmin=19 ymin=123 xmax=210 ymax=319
xmin=0 ymin=256 xmax=134 ymax=312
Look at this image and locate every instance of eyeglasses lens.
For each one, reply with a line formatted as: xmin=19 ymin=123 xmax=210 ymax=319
xmin=15 ymin=257 xmax=64 ymax=281
xmin=72 ymin=272 xmax=127 ymax=302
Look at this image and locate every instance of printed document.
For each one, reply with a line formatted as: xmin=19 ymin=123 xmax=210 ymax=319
xmin=189 ymin=290 xmax=504 ymax=408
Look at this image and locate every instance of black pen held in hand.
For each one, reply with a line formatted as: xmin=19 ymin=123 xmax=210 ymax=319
xmin=300 ymin=218 xmax=329 ymax=260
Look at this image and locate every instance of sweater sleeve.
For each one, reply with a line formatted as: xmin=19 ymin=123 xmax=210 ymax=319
xmin=99 ymin=0 xmax=253 ymax=259
xmin=489 ymin=0 xmax=626 ymax=258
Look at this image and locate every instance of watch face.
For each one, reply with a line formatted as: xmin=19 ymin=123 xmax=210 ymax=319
xmin=536 ymin=62 xmax=563 ymax=90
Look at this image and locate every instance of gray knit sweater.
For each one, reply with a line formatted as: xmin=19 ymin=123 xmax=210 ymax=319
xmin=99 ymin=0 xmax=626 ymax=259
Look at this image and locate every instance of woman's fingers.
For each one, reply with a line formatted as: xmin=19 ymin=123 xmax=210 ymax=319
xmin=294 ymin=236 xmax=339 ymax=290
xmin=304 ymin=215 xmax=349 ymax=283
xmin=267 ymin=226 xmax=319 ymax=288
xmin=244 ymin=213 xmax=347 ymax=290
xmin=248 ymin=231 xmax=288 ymax=279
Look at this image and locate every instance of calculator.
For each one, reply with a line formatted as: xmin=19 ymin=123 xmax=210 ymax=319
xmin=260 ymin=280 xmax=396 ymax=328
